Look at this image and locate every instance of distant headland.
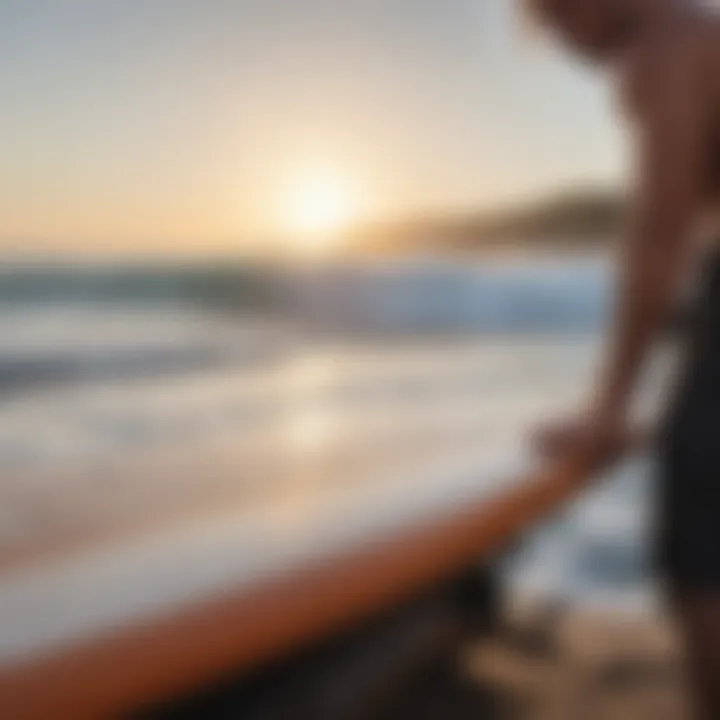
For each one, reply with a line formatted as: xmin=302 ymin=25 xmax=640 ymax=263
xmin=345 ymin=187 xmax=627 ymax=254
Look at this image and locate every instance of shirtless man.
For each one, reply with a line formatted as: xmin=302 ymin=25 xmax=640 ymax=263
xmin=528 ymin=0 xmax=720 ymax=716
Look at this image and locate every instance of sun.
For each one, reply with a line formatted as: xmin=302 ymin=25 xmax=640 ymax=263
xmin=283 ymin=172 xmax=359 ymax=251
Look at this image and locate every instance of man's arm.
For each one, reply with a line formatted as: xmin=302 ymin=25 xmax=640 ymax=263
xmin=592 ymin=48 xmax=705 ymax=425
xmin=536 ymin=43 xmax=706 ymax=463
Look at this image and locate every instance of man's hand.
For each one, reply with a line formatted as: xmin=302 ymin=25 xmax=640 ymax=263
xmin=532 ymin=408 xmax=638 ymax=470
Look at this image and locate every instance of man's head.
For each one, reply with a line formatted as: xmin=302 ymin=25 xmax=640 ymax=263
xmin=527 ymin=0 xmax=647 ymax=60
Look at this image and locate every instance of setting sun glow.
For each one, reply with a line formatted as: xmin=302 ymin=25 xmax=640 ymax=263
xmin=283 ymin=172 xmax=359 ymax=253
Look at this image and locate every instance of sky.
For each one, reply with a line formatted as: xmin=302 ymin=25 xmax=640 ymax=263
xmin=0 ymin=0 xmax=627 ymax=252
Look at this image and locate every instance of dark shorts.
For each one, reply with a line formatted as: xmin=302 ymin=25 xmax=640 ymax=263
xmin=656 ymin=255 xmax=720 ymax=590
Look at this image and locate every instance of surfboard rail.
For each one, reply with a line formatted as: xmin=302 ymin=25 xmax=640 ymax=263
xmin=0 ymin=448 xmax=635 ymax=720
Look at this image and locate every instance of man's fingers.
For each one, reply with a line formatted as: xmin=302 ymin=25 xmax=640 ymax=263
xmin=532 ymin=424 xmax=648 ymax=466
xmin=532 ymin=425 xmax=579 ymax=458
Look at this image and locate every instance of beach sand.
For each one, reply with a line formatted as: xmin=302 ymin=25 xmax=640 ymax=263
xmin=467 ymin=596 xmax=688 ymax=719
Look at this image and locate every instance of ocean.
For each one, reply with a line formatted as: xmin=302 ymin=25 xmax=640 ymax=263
xmin=0 ymin=254 xmax=657 ymax=612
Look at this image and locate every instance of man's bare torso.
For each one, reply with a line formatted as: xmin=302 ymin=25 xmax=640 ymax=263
xmin=621 ymin=7 xmax=720 ymax=230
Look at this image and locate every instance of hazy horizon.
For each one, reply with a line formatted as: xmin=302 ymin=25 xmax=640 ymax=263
xmin=1 ymin=1 xmax=626 ymax=253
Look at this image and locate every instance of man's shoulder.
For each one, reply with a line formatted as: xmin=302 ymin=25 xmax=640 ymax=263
xmin=618 ymin=19 xmax=700 ymax=121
